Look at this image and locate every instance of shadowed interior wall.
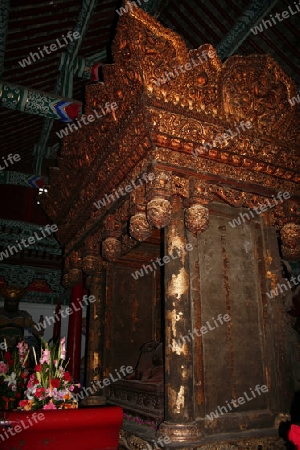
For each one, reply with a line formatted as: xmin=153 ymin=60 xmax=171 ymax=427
xmin=105 ymin=260 xmax=161 ymax=373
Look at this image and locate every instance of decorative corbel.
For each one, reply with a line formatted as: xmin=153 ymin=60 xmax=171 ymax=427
xmin=68 ymin=251 xmax=83 ymax=286
xmin=146 ymin=170 xmax=173 ymax=229
xmin=184 ymin=180 xmax=212 ymax=235
xmin=278 ymin=198 xmax=300 ymax=260
xmin=129 ymin=180 xmax=152 ymax=242
xmin=82 ymin=234 xmax=102 ymax=275
xmin=281 ymin=223 xmax=300 ymax=260
xmin=62 ymin=255 xmax=72 ymax=289
xmin=101 ymin=215 xmax=122 ymax=261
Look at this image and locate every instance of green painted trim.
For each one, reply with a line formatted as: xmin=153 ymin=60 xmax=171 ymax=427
xmin=0 ymin=263 xmax=66 ymax=304
xmin=0 ymin=219 xmax=62 ymax=256
xmin=0 ymin=171 xmax=47 ymax=187
xmin=0 ymin=0 xmax=10 ymax=79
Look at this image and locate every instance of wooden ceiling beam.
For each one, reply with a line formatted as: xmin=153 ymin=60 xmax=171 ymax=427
xmin=217 ymin=0 xmax=280 ymax=59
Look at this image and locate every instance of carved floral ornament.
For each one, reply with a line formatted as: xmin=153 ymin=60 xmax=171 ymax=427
xmin=39 ymin=5 xmax=299 ymax=269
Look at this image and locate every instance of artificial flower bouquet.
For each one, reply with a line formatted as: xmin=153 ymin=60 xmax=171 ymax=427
xmin=19 ymin=337 xmax=79 ymax=411
xmin=0 ymin=340 xmax=30 ymax=410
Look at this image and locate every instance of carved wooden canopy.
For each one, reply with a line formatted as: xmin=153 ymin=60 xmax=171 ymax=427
xmin=40 ymin=3 xmax=300 ymax=282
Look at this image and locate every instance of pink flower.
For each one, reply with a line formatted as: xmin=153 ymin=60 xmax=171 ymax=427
xmin=40 ymin=349 xmax=51 ymax=365
xmin=43 ymin=401 xmax=57 ymax=410
xmin=17 ymin=341 xmax=28 ymax=355
xmin=0 ymin=361 xmax=8 ymax=374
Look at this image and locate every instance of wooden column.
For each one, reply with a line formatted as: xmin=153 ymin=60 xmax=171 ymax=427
xmin=67 ymin=281 xmax=83 ymax=382
xmin=83 ymin=269 xmax=106 ymax=405
xmin=158 ymin=196 xmax=201 ymax=442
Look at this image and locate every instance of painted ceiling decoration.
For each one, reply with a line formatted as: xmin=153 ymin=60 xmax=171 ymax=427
xmin=0 ymin=172 xmax=46 ymax=188
xmin=0 ymin=219 xmax=62 ymax=256
xmin=0 ymin=264 xmax=67 ymax=304
xmin=216 ymin=0 xmax=280 ymax=58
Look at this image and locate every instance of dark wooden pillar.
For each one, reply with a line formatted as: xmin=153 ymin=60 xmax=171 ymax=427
xmin=67 ymin=281 xmax=83 ymax=382
xmin=83 ymin=269 xmax=106 ymax=405
xmin=158 ymin=196 xmax=201 ymax=442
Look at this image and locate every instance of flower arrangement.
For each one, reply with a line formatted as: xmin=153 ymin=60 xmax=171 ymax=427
xmin=19 ymin=337 xmax=79 ymax=411
xmin=0 ymin=340 xmax=30 ymax=410
xmin=289 ymin=424 xmax=300 ymax=450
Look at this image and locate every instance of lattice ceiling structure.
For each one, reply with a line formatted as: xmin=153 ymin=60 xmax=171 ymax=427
xmin=0 ymin=0 xmax=299 ymax=301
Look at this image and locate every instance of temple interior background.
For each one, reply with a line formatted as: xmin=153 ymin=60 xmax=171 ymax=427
xmin=0 ymin=0 xmax=300 ymax=448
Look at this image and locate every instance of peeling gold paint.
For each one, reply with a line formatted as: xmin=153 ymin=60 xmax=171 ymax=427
xmin=170 ymin=309 xmax=183 ymax=336
xmin=167 ymin=267 xmax=189 ymax=298
xmin=93 ymin=352 xmax=99 ymax=370
xmin=181 ymin=365 xmax=188 ymax=379
xmin=169 ymin=339 xmax=186 ymax=355
xmin=168 ymin=235 xmax=188 ymax=265
xmin=266 ymin=271 xmax=279 ymax=289
xmin=266 ymin=250 xmax=273 ymax=265
xmin=168 ymin=385 xmax=185 ymax=413
xmin=175 ymin=386 xmax=185 ymax=413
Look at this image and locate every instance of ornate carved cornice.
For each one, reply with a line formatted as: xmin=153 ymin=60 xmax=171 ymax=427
xmin=40 ymin=5 xmax=300 ymax=258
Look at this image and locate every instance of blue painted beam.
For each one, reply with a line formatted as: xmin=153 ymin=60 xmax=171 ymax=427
xmin=217 ymin=0 xmax=280 ymax=59
xmin=33 ymin=0 xmax=100 ymax=175
xmin=0 ymin=171 xmax=47 ymax=187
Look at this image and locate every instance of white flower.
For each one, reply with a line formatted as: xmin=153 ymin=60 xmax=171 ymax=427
xmin=4 ymin=372 xmax=17 ymax=387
